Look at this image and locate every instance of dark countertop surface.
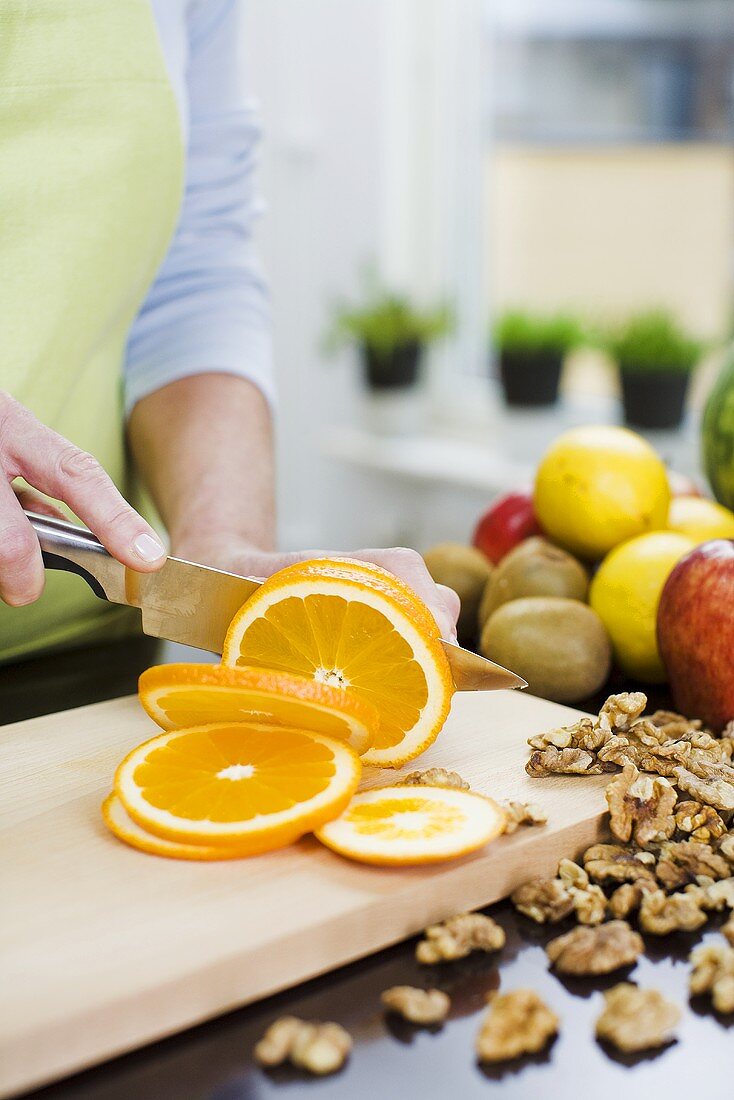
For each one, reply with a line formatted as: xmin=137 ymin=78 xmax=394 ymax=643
xmin=3 ymin=636 xmax=732 ymax=1100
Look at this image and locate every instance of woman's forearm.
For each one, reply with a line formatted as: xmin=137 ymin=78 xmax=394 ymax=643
xmin=127 ymin=373 xmax=276 ymax=561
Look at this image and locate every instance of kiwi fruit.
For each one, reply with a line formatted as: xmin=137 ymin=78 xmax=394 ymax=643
xmin=478 ymin=537 xmax=589 ymax=631
xmin=480 ymin=596 xmax=611 ymax=704
xmin=423 ymin=542 xmax=493 ymax=644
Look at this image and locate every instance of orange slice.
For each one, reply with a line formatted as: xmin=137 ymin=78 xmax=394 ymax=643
xmin=221 ymin=559 xmax=454 ymax=768
xmin=314 ymin=786 xmax=506 ymax=866
xmin=114 ymin=723 xmax=361 ymax=852
xmin=138 ymin=663 xmax=378 ymax=755
xmin=102 ymin=793 xmax=247 ymax=861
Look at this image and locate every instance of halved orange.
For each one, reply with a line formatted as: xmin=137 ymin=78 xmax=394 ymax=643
xmin=114 ymin=723 xmax=361 ymax=852
xmin=221 ymin=559 xmax=454 ymax=768
xmin=314 ymin=786 xmax=506 ymax=866
xmin=138 ymin=663 xmax=378 ymax=755
xmin=102 ymin=793 xmax=247 ymax=861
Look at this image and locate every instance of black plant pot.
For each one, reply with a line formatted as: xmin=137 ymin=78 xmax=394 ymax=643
xmin=620 ymin=368 xmax=690 ymax=430
xmin=361 ymin=341 xmax=422 ymax=391
xmin=498 ymin=350 xmax=563 ymax=407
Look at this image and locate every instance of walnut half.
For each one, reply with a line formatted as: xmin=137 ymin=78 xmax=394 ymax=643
xmin=655 ymin=839 xmax=732 ymax=890
xmin=511 ymin=877 xmax=574 ymax=924
xmin=254 ymin=1017 xmax=352 ymax=1076
xmin=397 ymin=768 xmax=470 ymax=791
xmin=476 ymin=990 xmax=558 ymax=1063
xmin=674 ymin=801 xmax=727 ymax=844
xmin=381 ymin=986 xmax=450 ymax=1025
xmin=638 ymin=889 xmax=707 ymax=935
xmin=595 ymin=983 xmax=680 ymax=1052
xmin=546 ymin=921 xmax=643 ymax=976
xmin=605 ymin=763 xmax=676 ymax=848
xmin=689 ymin=942 xmax=734 ymax=1014
xmin=583 ymin=843 xmax=656 ymax=886
xmin=416 ymin=912 xmax=505 ymax=964
xmin=502 ymin=800 xmax=548 ymax=834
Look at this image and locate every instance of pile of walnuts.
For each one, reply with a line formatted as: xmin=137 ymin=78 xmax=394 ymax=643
xmin=254 ymin=694 xmax=734 ymax=1076
xmin=515 ymin=692 xmax=734 ymax=1042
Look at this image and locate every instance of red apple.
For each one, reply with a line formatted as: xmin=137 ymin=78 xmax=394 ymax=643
xmin=472 ymin=490 xmax=542 ymax=565
xmin=656 ymin=539 xmax=734 ymax=732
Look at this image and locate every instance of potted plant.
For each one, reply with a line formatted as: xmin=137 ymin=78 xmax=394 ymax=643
xmin=494 ymin=310 xmax=581 ymax=407
xmin=606 ymin=310 xmax=703 ymax=430
xmin=329 ymin=279 xmax=453 ymax=391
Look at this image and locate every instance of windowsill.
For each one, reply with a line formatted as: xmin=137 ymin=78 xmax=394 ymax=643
xmin=323 ymin=384 xmax=701 ymax=494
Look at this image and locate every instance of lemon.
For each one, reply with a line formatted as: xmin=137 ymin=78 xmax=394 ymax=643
xmin=534 ymin=426 xmax=670 ymax=560
xmin=667 ymin=495 xmax=734 ymax=543
xmin=589 ymin=532 xmax=696 ymax=682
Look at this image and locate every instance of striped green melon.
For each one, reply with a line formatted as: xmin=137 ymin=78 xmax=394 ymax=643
xmin=703 ymin=353 xmax=734 ymax=510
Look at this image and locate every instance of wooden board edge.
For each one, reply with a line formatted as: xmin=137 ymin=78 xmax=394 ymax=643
xmin=0 ymin=812 xmax=607 ymax=1098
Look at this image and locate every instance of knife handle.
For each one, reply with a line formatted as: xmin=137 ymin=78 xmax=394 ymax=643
xmin=25 ymin=510 xmax=128 ymax=604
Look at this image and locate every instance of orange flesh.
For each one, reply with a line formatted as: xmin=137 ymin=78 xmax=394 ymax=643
xmin=132 ymin=726 xmax=338 ymax=823
xmin=232 ymin=594 xmax=429 ymax=751
xmin=155 ymin=686 xmax=355 ymax=741
xmin=343 ymin=797 xmax=466 ymax=839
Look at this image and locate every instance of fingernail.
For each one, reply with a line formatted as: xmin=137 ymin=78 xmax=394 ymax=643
xmin=132 ymin=532 xmax=166 ymax=563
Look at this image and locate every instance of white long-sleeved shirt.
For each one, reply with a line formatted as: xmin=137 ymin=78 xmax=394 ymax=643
xmin=124 ymin=0 xmax=274 ymax=414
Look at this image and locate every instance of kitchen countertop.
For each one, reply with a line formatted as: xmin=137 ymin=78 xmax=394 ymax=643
xmin=3 ymin=637 xmax=732 ymax=1100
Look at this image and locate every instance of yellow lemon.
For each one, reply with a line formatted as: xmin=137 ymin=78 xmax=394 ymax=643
xmin=589 ymin=532 xmax=696 ymax=682
xmin=534 ymin=426 xmax=670 ymax=560
xmin=667 ymin=495 xmax=734 ymax=543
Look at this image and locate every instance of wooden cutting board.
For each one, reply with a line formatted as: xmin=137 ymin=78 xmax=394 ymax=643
xmin=1 ymin=689 xmax=609 ymax=1097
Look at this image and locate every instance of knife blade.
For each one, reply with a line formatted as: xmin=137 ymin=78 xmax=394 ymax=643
xmin=26 ymin=510 xmax=526 ymax=692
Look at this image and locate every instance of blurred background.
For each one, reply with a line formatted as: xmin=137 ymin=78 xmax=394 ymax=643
xmin=243 ymin=0 xmax=734 ymax=553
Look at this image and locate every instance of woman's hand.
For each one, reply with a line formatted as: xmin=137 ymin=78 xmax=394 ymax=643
xmin=0 ymin=392 xmax=166 ymax=607
xmin=173 ymin=536 xmax=461 ymax=643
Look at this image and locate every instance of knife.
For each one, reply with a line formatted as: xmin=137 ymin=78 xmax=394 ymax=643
xmin=25 ymin=510 xmax=527 ymax=692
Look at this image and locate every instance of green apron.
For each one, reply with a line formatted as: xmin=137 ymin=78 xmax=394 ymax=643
xmin=0 ymin=0 xmax=183 ymax=662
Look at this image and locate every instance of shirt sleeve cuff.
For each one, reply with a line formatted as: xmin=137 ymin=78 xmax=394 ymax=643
xmin=123 ymin=327 xmax=276 ymax=416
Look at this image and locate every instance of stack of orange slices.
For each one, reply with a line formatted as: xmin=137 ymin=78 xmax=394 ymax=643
xmin=103 ymin=558 xmax=506 ymax=865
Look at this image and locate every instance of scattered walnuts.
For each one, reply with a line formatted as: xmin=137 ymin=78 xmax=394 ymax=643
xmin=582 ymin=843 xmax=656 ymax=886
xmin=595 ymin=983 xmax=680 ymax=1052
xmin=723 ymin=915 xmax=734 ymax=947
xmin=526 ymin=746 xmax=610 ymax=777
xmin=718 ymin=834 xmax=734 ymax=864
xmin=655 ymin=839 xmax=732 ymax=891
xmin=381 ymin=986 xmax=450 ymax=1026
xmin=546 ymin=920 xmax=643 ymax=976
xmin=511 ymin=877 xmax=574 ymax=924
xmin=475 ymin=990 xmax=558 ymax=1063
xmin=607 ymin=879 xmax=658 ymax=919
xmin=638 ymin=889 xmax=707 ymax=935
xmin=557 ymin=859 xmax=606 ymax=925
xmin=416 ymin=912 xmax=505 ymax=964
xmin=605 ymin=764 xmax=677 ymax=848
xmin=689 ymin=942 xmax=734 ymax=1014
xmin=397 ymin=768 xmax=470 ymax=791
xmin=687 ymin=878 xmax=734 ymax=912
xmin=647 ymin=709 xmax=703 ymax=741
xmin=254 ymin=1017 xmax=352 ymax=1075
xmin=502 ymin=800 xmax=548 ymax=834
xmin=673 ymin=766 xmax=734 ymax=813
xmin=674 ymin=801 xmax=727 ymax=844
xmin=598 ymin=692 xmax=648 ymax=734
xmin=527 ymin=716 xmax=601 ymax=752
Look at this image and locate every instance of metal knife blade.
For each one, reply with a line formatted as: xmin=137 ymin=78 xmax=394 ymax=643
xmin=129 ymin=560 xmax=526 ymax=691
xmin=127 ymin=557 xmax=262 ymax=654
xmin=26 ymin=509 xmax=526 ymax=692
